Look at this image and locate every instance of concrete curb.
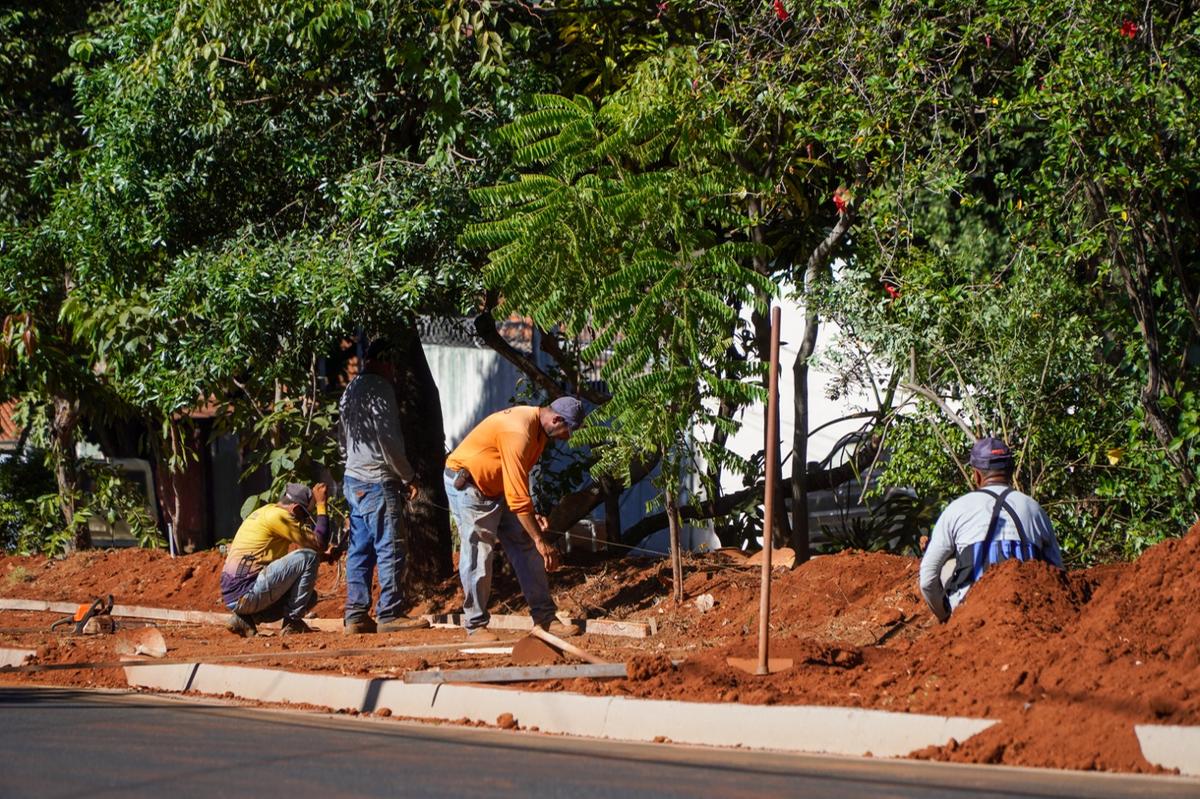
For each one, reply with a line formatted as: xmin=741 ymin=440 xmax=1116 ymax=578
xmin=0 ymin=648 xmax=34 ymax=668
xmin=117 ymin=658 xmax=994 ymax=758
xmin=1135 ymin=725 xmax=1200 ymax=776
xmin=3 ymin=644 xmax=1195 ymax=773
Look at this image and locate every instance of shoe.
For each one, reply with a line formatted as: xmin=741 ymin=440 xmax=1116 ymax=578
xmin=281 ymin=617 xmax=313 ymax=635
xmin=344 ymin=616 xmax=377 ymax=635
xmin=465 ymin=627 xmax=500 ymax=643
xmin=226 ymin=612 xmax=257 ymax=638
xmin=377 ymin=615 xmax=431 ymax=632
xmin=539 ymin=619 xmax=581 ymax=638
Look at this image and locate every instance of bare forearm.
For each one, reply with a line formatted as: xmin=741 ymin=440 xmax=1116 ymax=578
xmin=516 ymin=512 xmax=545 ymax=543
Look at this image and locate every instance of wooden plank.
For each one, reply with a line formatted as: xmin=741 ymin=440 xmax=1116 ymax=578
xmin=0 ymin=641 xmax=492 ymax=674
xmin=404 ymin=663 xmax=629 ymax=684
xmin=0 ymin=597 xmax=341 ymax=631
xmin=423 ymin=612 xmax=655 ymax=639
xmin=584 ymin=618 xmax=653 ymax=639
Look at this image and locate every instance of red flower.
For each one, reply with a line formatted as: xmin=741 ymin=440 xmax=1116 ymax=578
xmin=883 ymin=283 xmax=900 ymax=301
xmin=832 ymin=186 xmax=852 ymax=215
xmin=656 ymin=1 xmax=667 ymax=18
xmin=984 ymin=34 xmax=992 ymax=49
xmin=773 ymin=0 xmax=789 ymax=22
xmin=1120 ymin=20 xmax=1138 ymax=39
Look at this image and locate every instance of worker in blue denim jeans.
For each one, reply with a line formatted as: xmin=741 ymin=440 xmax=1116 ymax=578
xmin=444 ymin=397 xmax=587 ymax=642
xmin=221 ymin=482 xmax=331 ymax=637
xmin=338 ymin=339 xmax=430 ymax=634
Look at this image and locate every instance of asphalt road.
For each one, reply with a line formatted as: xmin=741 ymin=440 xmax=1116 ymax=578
xmin=2 ymin=687 xmax=1197 ymax=799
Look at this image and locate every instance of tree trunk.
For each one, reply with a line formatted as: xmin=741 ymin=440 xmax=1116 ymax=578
xmin=601 ymin=474 xmax=622 ymax=546
xmin=665 ymin=485 xmax=683 ymax=603
xmin=50 ymin=396 xmax=88 ymax=552
xmin=790 ymin=211 xmax=853 ymax=560
xmin=791 ymin=333 xmax=814 ymax=562
xmin=394 ymin=328 xmax=454 ymax=586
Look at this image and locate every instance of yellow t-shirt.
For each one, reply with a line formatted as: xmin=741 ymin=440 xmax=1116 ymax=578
xmin=219 ymin=505 xmax=317 ymax=605
xmin=445 ymin=406 xmax=546 ymax=515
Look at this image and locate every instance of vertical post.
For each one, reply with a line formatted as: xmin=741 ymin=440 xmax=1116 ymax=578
xmin=756 ymin=305 xmax=782 ymax=675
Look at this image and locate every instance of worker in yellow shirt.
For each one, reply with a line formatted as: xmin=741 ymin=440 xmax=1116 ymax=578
xmin=220 ymin=482 xmax=331 ymax=636
xmin=444 ymin=397 xmax=586 ymax=642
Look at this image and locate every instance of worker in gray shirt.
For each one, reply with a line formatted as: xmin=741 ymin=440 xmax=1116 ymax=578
xmin=919 ymin=436 xmax=1063 ymax=622
xmin=339 ymin=338 xmax=429 ymax=634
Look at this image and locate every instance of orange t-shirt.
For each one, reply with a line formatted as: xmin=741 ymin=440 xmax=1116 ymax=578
xmin=446 ymin=406 xmax=546 ymax=514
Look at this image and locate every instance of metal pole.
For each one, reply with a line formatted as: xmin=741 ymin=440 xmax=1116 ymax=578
xmin=756 ymin=305 xmax=781 ymax=675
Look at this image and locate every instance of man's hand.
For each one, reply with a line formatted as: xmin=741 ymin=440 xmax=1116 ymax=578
xmin=406 ymin=481 xmax=419 ymax=501
xmin=535 ymin=535 xmax=561 ymax=572
xmin=312 ymin=482 xmax=329 ymax=504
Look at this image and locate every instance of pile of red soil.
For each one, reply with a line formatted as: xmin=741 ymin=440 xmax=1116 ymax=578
xmin=2 ymin=521 xmax=1198 ymax=774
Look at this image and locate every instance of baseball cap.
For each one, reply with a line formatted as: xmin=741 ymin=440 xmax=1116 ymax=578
xmin=549 ymin=396 xmax=586 ymax=431
xmin=279 ymin=483 xmax=314 ymax=508
xmin=969 ymin=437 xmax=1013 ymax=470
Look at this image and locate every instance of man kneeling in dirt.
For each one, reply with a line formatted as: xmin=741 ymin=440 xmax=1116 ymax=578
xmin=220 ymin=482 xmax=331 ymax=637
xmin=919 ymin=437 xmax=1063 ymax=622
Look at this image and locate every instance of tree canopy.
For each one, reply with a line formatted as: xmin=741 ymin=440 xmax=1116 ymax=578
xmin=1 ymin=0 xmax=1196 ymax=566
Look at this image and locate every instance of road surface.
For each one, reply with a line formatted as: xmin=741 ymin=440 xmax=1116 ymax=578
xmin=1 ymin=686 xmax=1196 ymax=798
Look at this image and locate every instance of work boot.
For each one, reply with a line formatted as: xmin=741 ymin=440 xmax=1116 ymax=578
xmin=344 ymin=616 xmax=377 ymax=635
xmin=226 ymin=612 xmax=257 ymax=638
xmin=539 ymin=619 xmax=582 ymax=638
xmin=281 ymin=617 xmax=313 ymax=636
xmin=465 ymin=627 xmax=500 ymax=643
xmin=377 ymin=615 xmax=431 ymax=632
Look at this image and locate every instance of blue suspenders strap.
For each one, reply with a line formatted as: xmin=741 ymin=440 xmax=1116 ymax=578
xmin=970 ymin=487 xmax=1015 ymax=583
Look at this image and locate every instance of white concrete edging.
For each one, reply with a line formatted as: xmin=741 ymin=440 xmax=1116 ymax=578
xmin=1135 ymin=725 xmax=1200 ymax=777
xmin=0 ymin=648 xmax=35 ymax=668
xmin=120 ymin=659 xmax=994 ymax=758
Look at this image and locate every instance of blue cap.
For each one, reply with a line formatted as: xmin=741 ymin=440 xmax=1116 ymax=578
xmin=549 ymin=396 xmax=586 ymax=431
xmin=970 ymin=437 xmax=1013 ymax=470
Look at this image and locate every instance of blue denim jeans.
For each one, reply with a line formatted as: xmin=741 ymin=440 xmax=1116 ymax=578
xmin=444 ymin=471 xmax=556 ymax=630
xmin=344 ymin=474 xmax=409 ymax=623
xmin=227 ymin=548 xmax=319 ymax=623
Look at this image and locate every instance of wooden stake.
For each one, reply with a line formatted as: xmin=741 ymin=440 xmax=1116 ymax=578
xmin=666 ymin=486 xmax=684 ymax=603
xmin=757 ymin=305 xmax=782 ymax=676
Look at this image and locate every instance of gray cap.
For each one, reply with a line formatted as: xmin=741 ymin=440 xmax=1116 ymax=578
xmin=549 ymin=396 xmax=586 ymax=431
xmin=279 ymin=483 xmax=314 ymax=508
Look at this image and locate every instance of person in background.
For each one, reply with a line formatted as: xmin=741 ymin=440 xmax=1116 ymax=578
xmin=919 ymin=436 xmax=1063 ymax=621
xmin=339 ymin=338 xmax=429 ymax=634
xmin=221 ymin=482 xmax=330 ymax=637
xmin=444 ymin=396 xmax=587 ymax=642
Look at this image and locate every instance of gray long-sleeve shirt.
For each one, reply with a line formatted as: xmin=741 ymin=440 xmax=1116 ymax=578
xmin=338 ymin=373 xmax=415 ymax=484
xmin=919 ymin=484 xmax=1062 ymax=621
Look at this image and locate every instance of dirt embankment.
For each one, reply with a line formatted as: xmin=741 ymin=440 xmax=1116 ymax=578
xmin=2 ymin=522 xmax=1199 ymax=774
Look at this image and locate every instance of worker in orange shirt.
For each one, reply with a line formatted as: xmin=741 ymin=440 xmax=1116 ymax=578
xmin=444 ymin=397 xmax=586 ymax=642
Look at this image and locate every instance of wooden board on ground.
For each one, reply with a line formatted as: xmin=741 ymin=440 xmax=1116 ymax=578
xmin=422 ymin=612 xmax=655 ymax=639
xmin=404 ymin=663 xmax=629 ymax=684
xmin=0 ymin=597 xmax=341 ymax=632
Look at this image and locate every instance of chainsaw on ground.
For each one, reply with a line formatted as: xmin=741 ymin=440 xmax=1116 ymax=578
xmin=50 ymin=595 xmax=116 ymax=635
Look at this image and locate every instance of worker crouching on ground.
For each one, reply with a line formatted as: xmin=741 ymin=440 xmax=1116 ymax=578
xmin=221 ymin=482 xmax=331 ymax=637
xmin=919 ymin=437 xmax=1064 ymax=622
xmin=339 ymin=338 xmax=430 ymax=634
xmin=444 ymin=396 xmax=586 ymax=642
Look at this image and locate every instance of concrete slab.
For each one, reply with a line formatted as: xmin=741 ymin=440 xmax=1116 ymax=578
xmin=1136 ymin=725 xmax=1200 ymax=776
xmin=120 ymin=660 xmax=999 ymax=757
xmin=604 ymin=697 xmax=994 ymax=757
xmin=0 ymin=648 xmax=35 ymax=668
